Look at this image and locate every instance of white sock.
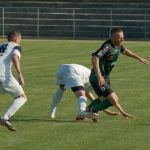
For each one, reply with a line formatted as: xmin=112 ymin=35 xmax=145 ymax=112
xmin=49 ymin=88 xmax=63 ymax=116
xmin=78 ymin=96 xmax=87 ymax=115
xmin=3 ymin=96 xmax=27 ymax=120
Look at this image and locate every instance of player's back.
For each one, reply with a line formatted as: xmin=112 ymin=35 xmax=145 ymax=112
xmin=63 ymin=64 xmax=91 ymax=83
xmin=0 ymin=42 xmax=19 ymax=78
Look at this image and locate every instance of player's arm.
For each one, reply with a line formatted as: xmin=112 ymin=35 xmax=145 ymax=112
xmin=123 ymin=48 xmax=149 ymax=64
xmin=103 ymin=109 xmax=120 ymax=116
xmin=92 ymin=55 xmax=105 ymax=87
xmin=86 ymin=91 xmax=120 ymax=116
xmin=12 ymin=53 xmax=24 ymax=86
xmin=92 ymin=45 xmax=109 ymax=87
xmin=113 ymin=101 xmax=134 ymax=118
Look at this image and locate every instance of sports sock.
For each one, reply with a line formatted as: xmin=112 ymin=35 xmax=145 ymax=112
xmin=87 ymin=98 xmax=100 ymax=109
xmin=78 ymin=96 xmax=87 ymax=114
xmin=3 ymin=96 xmax=27 ymax=120
xmin=92 ymin=99 xmax=112 ymax=112
xmin=50 ymin=88 xmax=63 ymax=114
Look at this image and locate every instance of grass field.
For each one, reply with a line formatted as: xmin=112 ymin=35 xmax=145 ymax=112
xmin=0 ymin=39 xmax=150 ymax=150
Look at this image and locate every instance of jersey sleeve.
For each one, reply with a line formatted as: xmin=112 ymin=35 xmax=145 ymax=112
xmin=92 ymin=44 xmax=109 ymax=58
xmin=120 ymin=45 xmax=125 ymax=53
xmin=13 ymin=46 xmax=22 ymax=59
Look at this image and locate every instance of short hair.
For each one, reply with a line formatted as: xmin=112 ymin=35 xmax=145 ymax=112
xmin=7 ymin=30 xmax=21 ymax=41
xmin=111 ymin=27 xmax=123 ymax=36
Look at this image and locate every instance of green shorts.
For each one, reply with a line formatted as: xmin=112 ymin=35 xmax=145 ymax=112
xmin=90 ymin=77 xmax=113 ymax=97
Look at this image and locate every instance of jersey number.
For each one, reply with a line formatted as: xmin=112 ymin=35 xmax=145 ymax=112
xmin=0 ymin=44 xmax=7 ymax=56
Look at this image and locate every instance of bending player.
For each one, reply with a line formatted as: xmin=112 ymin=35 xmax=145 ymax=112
xmin=49 ymin=64 xmax=120 ymax=120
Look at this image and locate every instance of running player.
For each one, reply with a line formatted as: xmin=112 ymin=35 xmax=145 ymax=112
xmin=0 ymin=30 xmax=27 ymax=131
xmin=85 ymin=27 xmax=149 ymax=118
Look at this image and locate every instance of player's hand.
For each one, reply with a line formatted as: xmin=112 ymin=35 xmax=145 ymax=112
xmin=18 ymin=74 xmax=25 ymax=86
xmin=98 ymin=76 xmax=105 ymax=88
xmin=122 ymin=112 xmax=134 ymax=119
xmin=139 ymin=57 xmax=149 ymax=64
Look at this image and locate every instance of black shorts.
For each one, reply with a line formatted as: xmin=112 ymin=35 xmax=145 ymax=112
xmin=71 ymin=86 xmax=84 ymax=92
xmin=90 ymin=78 xmax=113 ymax=97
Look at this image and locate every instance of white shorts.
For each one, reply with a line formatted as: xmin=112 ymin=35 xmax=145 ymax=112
xmin=0 ymin=76 xmax=24 ymax=97
xmin=56 ymin=65 xmax=84 ymax=89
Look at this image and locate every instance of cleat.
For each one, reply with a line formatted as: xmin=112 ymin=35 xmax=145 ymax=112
xmin=76 ymin=115 xmax=94 ymax=122
xmin=48 ymin=112 xmax=56 ymax=119
xmin=86 ymin=107 xmax=99 ymax=122
xmin=92 ymin=113 xmax=99 ymax=122
xmin=76 ymin=115 xmax=91 ymax=121
xmin=86 ymin=106 xmax=98 ymax=113
xmin=76 ymin=115 xmax=85 ymax=120
xmin=0 ymin=117 xmax=17 ymax=131
xmin=50 ymin=114 xmax=55 ymax=119
xmin=79 ymin=111 xmax=99 ymax=120
xmin=51 ymin=115 xmax=55 ymax=119
xmin=92 ymin=118 xmax=99 ymax=122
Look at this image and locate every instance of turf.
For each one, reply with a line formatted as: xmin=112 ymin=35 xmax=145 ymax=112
xmin=0 ymin=39 xmax=150 ymax=150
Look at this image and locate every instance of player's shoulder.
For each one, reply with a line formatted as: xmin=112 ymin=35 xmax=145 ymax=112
xmin=101 ymin=39 xmax=112 ymax=48
xmin=99 ymin=39 xmax=112 ymax=52
xmin=14 ymin=45 xmax=22 ymax=53
xmin=8 ymin=42 xmax=22 ymax=53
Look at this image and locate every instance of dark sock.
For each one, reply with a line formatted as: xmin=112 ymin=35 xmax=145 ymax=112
xmin=92 ymin=99 xmax=112 ymax=112
xmin=87 ymin=98 xmax=100 ymax=109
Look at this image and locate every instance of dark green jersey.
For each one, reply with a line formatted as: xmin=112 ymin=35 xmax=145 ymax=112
xmin=90 ymin=39 xmax=125 ymax=81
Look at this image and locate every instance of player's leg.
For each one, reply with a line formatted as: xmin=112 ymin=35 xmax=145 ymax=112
xmin=86 ymin=98 xmax=101 ymax=109
xmin=87 ymin=78 xmax=113 ymax=111
xmin=91 ymin=92 xmax=120 ymax=112
xmin=89 ymin=97 xmax=112 ymax=112
xmin=87 ymin=96 xmax=113 ymax=111
xmin=49 ymin=85 xmax=65 ymax=118
xmin=3 ymin=94 xmax=27 ymax=121
xmin=49 ymin=65 xmax=67 ymax=118
xmin=89 ymin=92 xmax=133 ymax=118
xmin=0 ymin=77 xmax=27 ymax=131
xmin=63 ymin=67 xmax=87 ymax=115
xmin=72 ymin=86 xmax=98 ymax=120
xmin=72 ymin=86 xmax=87 ymax=115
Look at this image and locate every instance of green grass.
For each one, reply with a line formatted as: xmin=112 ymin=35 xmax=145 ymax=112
xmin=0 ymin=39 xmax=150 ymax=150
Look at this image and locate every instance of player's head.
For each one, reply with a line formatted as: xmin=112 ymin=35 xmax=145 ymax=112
xmin=111 ymin=27 xmax=124 ymax=46
xmin=7 ymin=30 xmax=21 ymax=44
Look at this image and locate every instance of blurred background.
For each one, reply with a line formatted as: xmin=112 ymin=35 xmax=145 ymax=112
xmin=0 ymin=0 xmax=150 ymax=39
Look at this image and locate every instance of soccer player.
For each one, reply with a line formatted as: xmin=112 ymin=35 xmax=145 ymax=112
xmin=49 ymin=64 xmax=120 ymax=120
xmin=85 ymin=27 xmax=149 ymax=118
xmin=0 ymin=30 xmax=27 ymax=131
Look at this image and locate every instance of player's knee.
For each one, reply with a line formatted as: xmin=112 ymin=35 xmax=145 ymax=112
xmin=19 ymin=94 xmax=27 ymax=102
xmin=72 ymin=86 xmax=86 ymax=98
xmin=108 ymin=93 xmax=118 ymax=105
xmin=75 ymin=90 xmax=86 ymax=98
xmin=98 ymin=96 xmax=105 ymax=101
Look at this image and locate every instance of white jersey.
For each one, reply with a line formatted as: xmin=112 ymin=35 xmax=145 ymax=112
xmin=0 ymin=42 xmax=21 ymax=78
xmin=56 ymin=64 xmax=93 ymax=91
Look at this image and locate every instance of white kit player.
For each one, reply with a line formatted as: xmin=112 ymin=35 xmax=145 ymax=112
xmin=0 ymin=30 xmax=27 ymax=131
xmin=49 ymin=64 xmax=120 ymax=121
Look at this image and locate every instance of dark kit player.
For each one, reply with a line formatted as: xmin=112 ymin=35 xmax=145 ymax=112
xmin=85 ymin=27 xmax=149 ymax=119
